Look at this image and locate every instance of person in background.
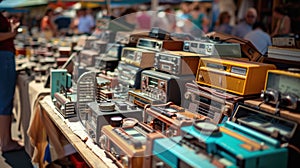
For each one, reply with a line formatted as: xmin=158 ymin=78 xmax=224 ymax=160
xmin=136 ymin=5 xmax=151 ymax=30
xmin=54 ymin=7 xmax=71 ymax=36
xmin=0 ymin=1 xmax=23 ymax=153
xmin=187 ymin=4 xmax=209 ymax=34
xmin=40 ymin=8 xmax=57 ymax=39
xmin=77 ymin=8 xmax=95 ymax=35
xmin=244 ymin=21 xmax=272 ymax=55
xmin=271 ymin=6 xmax=291 ymax=36
xmin=231 ymin=7 xmax=257 ymax=38
xmin=214 ymin=11 xmax=232 ymax=35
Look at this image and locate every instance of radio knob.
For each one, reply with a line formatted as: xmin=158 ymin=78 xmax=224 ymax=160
xmin=99 ymin=135 xmax=108 ymax=149
xmin=155 ymin=162 xmax=164 ymax=168
xmin=222 ymin=105 xmax=232 ymax=117
xmin=121 ymin=156 xmax=129 ymax=167
xmin=159 ymin=82 xmax=165 ymax=88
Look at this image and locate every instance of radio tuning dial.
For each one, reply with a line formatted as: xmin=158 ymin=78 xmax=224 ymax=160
xmin=159 ymin=81 xmax=165 ymax=88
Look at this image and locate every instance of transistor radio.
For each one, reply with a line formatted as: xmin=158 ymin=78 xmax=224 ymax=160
xmin=95 ymin=76 xmax=112 ymax=102
xmin=154 ymin=51 xmax=202 ymax=75
xmin=121 ymin=47 xmax=156 ymax=68
xmin=100 ymin=122 xmax=165 ymax=168
xmin=196 ymin=58 xmax=276 ymax=95
xmin=98 ymin=72 xmax=119 ymax=89
xmin=128 ymin=90 xmax=161 ymax=108
xmin=141 ymin=70 xmax=194 ymax=106
xmin=153 ymin=105 xmax=297 ymax=168
xmin=115 ymin=31 xmax=149 ymax=46
xmin=78 ymin=49 xmax=99 ymax=67
xmin=183 ymin=39 xmax=241 ymax=58
xmin=85 ymin=101 xmax=143 ymax=144
xmin=136 ymin=38 xmax=183 ymax=52
xmin=83 ymin=36 xmax=98 ymax=50
xmin=53 ymin=92 xmax=76 ymax=118
xmin=117 ymin=61 xmax=145 ymax=89
xmin=143 ymin=102 xmax=206 ymax=137
xmin=50 ymin=69 xmax=72 ymax=99
xmin=261 ymin=70 xmax=300 ymax=112
xmin=206 ymin=31 xmax=263 ymax=61
xmin=272 ymin=35 xmax=299 ymax=48
xmin=183 ymin=82 xmax=237 ymax=124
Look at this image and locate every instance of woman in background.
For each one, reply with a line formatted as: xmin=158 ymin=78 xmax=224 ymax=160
xmin=214 ymin=11 xmax=233 ymax=35
xmin=0 ymin=1 xmax=23 ymax=153
xmin=271 ymin=6 xmax=291 ymax=36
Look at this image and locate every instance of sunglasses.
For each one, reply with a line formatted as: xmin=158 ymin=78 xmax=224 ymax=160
xmin=247 ymin=15 xmax=256 ymax=18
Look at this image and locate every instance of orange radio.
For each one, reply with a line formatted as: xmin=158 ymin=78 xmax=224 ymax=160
xmin=196 ymin=58 xmax=276 ymax=96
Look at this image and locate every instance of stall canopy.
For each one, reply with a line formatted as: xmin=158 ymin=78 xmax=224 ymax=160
xmin=0 ymin=0 xmax=48 ymax=8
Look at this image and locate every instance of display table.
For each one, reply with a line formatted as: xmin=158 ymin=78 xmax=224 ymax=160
xmin=32 ymin=96 xmax=117 ymax=168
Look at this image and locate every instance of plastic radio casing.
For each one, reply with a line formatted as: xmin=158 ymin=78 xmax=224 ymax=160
xmin=196 ymin=58 xmax=276 ymax=95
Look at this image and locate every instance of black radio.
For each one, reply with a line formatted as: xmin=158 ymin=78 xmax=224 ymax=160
xmin=154 ymin=51 xmax=202 ymax=75
xmin=85 ymin=101 xmax=143 ymax=145
xmin=141 ymin=70 xmax=194 ymax=106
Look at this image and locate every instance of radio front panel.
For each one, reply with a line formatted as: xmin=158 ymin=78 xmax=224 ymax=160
xmin=196 ymin=58 xmax=276 ymax=95
xmin=121 ymin=47 xmax=156 ymax=68
xmin=137 ymin=38 xmax=183 ymax=52
xmin=154 ymin=51 xmax=202 ymax=75
xmin=183 ymin=40 xmax=242 ymax=58
xmin=117 ymin=61 xmax=143 ymax=89
xmin=86 ymin=101 xmax=143 ymax=144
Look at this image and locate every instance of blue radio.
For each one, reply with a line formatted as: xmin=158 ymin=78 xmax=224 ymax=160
xmin=152 ymin=103 xmax=297 ymax=168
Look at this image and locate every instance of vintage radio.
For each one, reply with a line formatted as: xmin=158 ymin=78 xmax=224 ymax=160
xmin=206 ymin=32 xmax=263 ymax=62
xmin=91 ymin=40 xmax=107 ymax=53
xmin=141 ymin=70 xmax=194 ymax=106
xmin=58 ymin=46 xmax=72 ymax=57
xmin=261 ymin=70 xmax=300 ymax=112
xmin=78 ymin=49 xmax=99 ymax=67
xmin=72 ymin=62 xmax=89 ymax=83
xmin=183 ymin=82 xmax=238 ymax=124
xmin=128 ymin=90 xmax=161 ymax=108
xmin=152 ymin=135 xmax=234 ymax=168
xmin=154 ymin=51 xmax=202 ymax=75
xmin=95 ymin=56 xmax=119 ymax=72
xmin=50 ymin=69 xmax=72 ymax=99
xmin=96 ymin=76 xmax=112 ymax=102
xmin=98 ymin=72 xmax=119 ymax=89
xmin=153 ymin=104 xmax=297 ymax=168
xmin=183 ymin=39 xmax=241 ymax=58
xmin=83 ymin=36 xmax=98 ymax=50
xmin=143 ymin=102 xmax=206 ymax=137
xmin=136 ymin=38 xmax=183 ymax=52
xmin=121 ymin=47 xmax=156 ymax=68
xmin=117 ymin=61 xmax=145 ymax=89
xmin=115 ymin=31 xmax=149 ymax=46
xmin=272 ymin=34 xmax=299 ymax=48
xmin=85 ymin=101 xmax=143 ymax=144
xmin=53 ymin=92 xmax=76 ymax=118
xmin=100 ymin=122 xmax=165 ymax=168
xmin=196 ymin=58 xmax=276 ymax=96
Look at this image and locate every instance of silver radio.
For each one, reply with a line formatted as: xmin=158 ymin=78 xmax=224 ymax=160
xmin=154 ymin=51 xmax=202 ymax=75
xmin=117 ymin=61 xmax=145 ymax=89
xmin=136 ymin=38 xmax=183 ymax=52
xmin=121 ymin=47 xmax=156 ymax=68
xmin=183 ymin=40 xmax=241 ymax=57
xmin=141 ymin=70 xmax=194 ymax=106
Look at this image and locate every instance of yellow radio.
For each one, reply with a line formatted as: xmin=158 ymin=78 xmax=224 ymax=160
xmin=121 ymin=47 xmax=156 ymax=68
xmin=196 ymin=58 xmax=276 ymax=96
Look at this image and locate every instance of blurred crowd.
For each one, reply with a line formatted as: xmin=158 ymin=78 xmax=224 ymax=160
xmin=1 ymin=0 xmax=294 ymax=55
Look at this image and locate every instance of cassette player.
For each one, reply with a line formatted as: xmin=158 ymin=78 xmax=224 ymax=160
xmin=154 ymin=51 xmax=203 ymax=75
xmin=53 ymin=92 xmax=76 ymax=118
xmin=121 ymin=47 xmax=156 ymax=68
xmin=85 ymin=101 xmax=143 ymax=144
xmin=183 ymin=39 xmax=241 ymax=58
xmin=136 ymin=38 xmax=183 ymax=52
xmin=261 ymin=70 xmax=300 ymax=112
xmin=143 ymin=102 xmax=206 ymax=137
xmin=100 ymin=122 xmax=165 ymax=168
xmin=141 ymin=70 xmax=194 ymax=106
xmin=183 ymin=82 xmax=238 ymax=124
xmin=196 ymin=57 xmax=276 ymax=95
xmin=128 ymin=90 xmax=161 ymax=108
